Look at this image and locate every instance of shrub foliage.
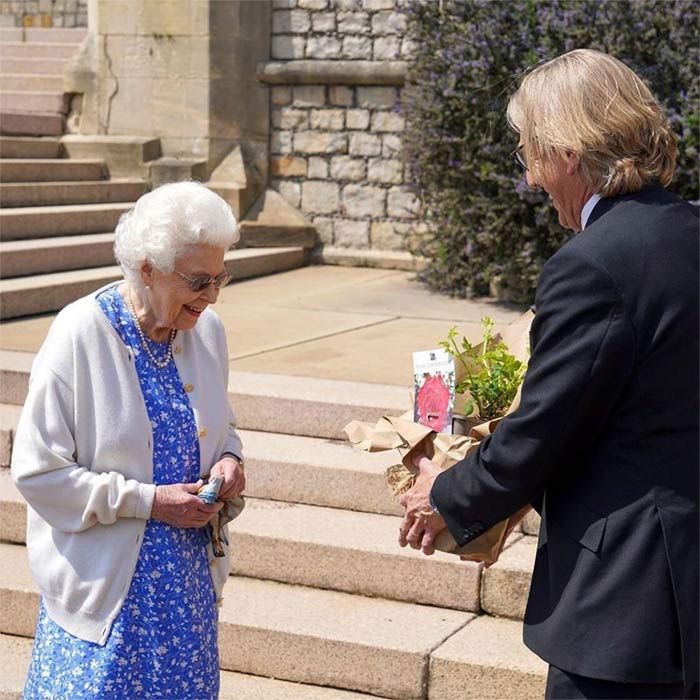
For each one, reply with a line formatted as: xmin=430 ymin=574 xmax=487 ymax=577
xmin=403 ymin=0 xmax=699 ymax=304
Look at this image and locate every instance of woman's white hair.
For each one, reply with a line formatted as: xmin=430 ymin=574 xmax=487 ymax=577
xmin=114 ymin=181 xmax=239 ymax=285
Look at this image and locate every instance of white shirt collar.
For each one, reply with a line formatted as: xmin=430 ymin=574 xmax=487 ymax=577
xmin=580 ymin=193 xmax=602 ymax=230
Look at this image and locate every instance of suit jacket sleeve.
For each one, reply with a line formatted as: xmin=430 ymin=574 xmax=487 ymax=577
xmin=432 ymin=244 xmax=637 ymax=546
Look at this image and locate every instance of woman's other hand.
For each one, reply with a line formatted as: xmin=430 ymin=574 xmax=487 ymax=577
xmin=151 ymin=481 xmax=223 ymax=528
xmin=209 ymin=455 xmax=245 ymax=501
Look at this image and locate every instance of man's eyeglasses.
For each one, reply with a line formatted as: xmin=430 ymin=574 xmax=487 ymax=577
xmin=511 ymin=144 xmax=528 ymax=172
xmin=174 ymin=269 xmax=232 ymax=292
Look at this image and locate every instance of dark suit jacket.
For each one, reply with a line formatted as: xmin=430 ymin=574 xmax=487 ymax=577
xmin=432 ymin=184 xmax=699 ymax=684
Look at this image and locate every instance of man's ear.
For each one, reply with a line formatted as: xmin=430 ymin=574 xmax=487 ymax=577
xmin=565 ymin=151 xmax=580 ymax=176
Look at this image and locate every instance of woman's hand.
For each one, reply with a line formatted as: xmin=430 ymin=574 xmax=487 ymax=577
xmin=209 ymin=455 xmax=246 ymax=501
xmin=151 ymin=481 xmax=223 ymax=528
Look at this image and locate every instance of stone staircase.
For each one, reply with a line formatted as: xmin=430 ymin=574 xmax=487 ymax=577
xmin=0 ymin=28 xmax=315 ymax=321
xmin=0 ymin=351 xmax=546 ymax=699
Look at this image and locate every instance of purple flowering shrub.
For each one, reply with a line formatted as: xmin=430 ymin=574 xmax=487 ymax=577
xmin=403 ymin=0 xmax=699 ymax=303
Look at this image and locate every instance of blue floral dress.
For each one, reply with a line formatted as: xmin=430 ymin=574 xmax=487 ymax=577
xmin=23 ymin=286 xmax=220 ymax=700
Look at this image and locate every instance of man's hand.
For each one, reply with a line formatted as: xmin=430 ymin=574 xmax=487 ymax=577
xmin=209 ymin=455 xmax=246 ymax=501
xmin=398 ymin=453 xmax=447 ymax=555
xmin=151 ymin=481 xmax=223 ymax=528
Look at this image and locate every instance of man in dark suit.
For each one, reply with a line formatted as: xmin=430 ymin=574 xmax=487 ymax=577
xmin=398 ymin=49 xmax=699 ymax=699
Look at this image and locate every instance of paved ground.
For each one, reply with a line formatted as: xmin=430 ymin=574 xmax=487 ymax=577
xmin=0 ymin=265 xmax=525 ymax=386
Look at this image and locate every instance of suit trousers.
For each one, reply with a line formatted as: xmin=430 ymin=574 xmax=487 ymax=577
xmin=545 ymin=665 xmax=699 ymax=700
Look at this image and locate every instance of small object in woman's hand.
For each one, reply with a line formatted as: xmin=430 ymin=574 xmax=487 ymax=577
xmin=197 ymin=476 xmax=224 ymax=505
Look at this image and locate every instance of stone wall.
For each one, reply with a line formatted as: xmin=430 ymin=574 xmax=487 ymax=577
xmin=265 ymin=0 xmax=422 ymax=257
xmin=0 ymin=0 xmax=87 ymax=27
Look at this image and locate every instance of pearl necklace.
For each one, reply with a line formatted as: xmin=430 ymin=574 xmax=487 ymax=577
xmin=127 ymin=286 xmax=175 ymax=369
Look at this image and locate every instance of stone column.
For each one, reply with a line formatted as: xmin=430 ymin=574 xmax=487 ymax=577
xmin=72 ymin=0 xmax=270 ymax=183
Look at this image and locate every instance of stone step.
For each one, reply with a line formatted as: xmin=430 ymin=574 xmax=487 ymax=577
xmin=481 ymin=535 xmax=536 ymax=621
xmin=0 ymin=75 xmax=64 ymax=92
xmin=0 ymin=247 xmax=306 ymax=319
xmin=428 ymin=616 xmax=547 ymax=699
xmin=0 ymin=158 xmax=105 ymax=182
xmin=0 ymin=111 xmax=63 ymax=137
xmin=0 ymin=180 xmax=146 ymax=208
xmin=0 ymin=232 xmax=116 ymax=277
xmin=0 ymin=633 xmax=385 ymax=700
xmin=0 ymin=202 xmax=132 ymax=240
xmin=0 ymin=91 xmax=68 ymax=114
xmin=0 ymin=136 xmax=61 ymax=159
xmin=0 ymin=541 xmax=473 ymax=699
xmin=15 ymin=28 xmax=86 ymax=44
xmin=0 ymin=42 xmax=79 ymax=59
xmin=0 ymin=58 xmax=69 ymax=75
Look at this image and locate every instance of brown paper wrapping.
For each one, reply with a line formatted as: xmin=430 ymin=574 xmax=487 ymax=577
xmin=344 ymin=310 xmax=534 ymax=565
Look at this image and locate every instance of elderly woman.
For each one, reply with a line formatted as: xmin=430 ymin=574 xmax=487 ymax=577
xmin=400 ymin=50 xmax=698 ymax=699
xmin=11 ymin=180 xmax=246 ymax=699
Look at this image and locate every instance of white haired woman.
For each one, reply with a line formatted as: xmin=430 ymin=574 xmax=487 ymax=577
xmin=399 ymin=50 xmax=698 ymax=699
xmin=12 ymin=181 xmax=245 ymax=699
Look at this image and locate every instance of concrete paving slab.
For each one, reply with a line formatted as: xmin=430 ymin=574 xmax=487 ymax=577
xmin=481 ymin=535 xmax=536 ymax=620
xmin=219 ymin=576 xmax=472 ymax=699
xmin=229 ymin=316 xmax=489 ymax=386
xmin=429 ymin=616 xmax=547 ymax=699
xmin=231 ymin=497 xmax=481 ymax=611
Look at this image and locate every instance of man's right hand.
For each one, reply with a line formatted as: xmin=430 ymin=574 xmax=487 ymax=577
xmin=150 ymin=481 xmax=223 ymax=528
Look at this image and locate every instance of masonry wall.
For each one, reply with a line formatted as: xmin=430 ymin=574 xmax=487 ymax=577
xmin=0 ymin=0 xmax=87 ymax=27
xmin=267 ymin=0 xmax=421 ymax=255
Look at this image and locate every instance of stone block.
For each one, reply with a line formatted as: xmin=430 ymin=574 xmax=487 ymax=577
xmin=293 ymin=85 xmax=326 ymax=107
xmin=273 ymin=179 xmax=302 ymax=208
xmin=382 ymin=133 xmax=402 ymax=156
xmin=271 ymin=86 xmax=293 ymax=106
xmin=342 ymin=34 xmax=372 ymax=59
xmin=272 ymin=34 xmax=306 ymax=60
xmin=357 ymin=86 xmax=397 ymax=109
xmin=329 ymin=86 xmax=354 ymax=106
xmin=401 ymin=36 xmax=417 ymax=58
xmin=273 ymin=0 xmax=296 ymax=7
xmin=330 ymin=155 xmax=366 ymax=181
xmin=370 ymin=220 xmax=406 ymax=250
xmin=342 ymin=184 xmax=385 ymax=218
xmin=370 ymin=110 xmax=404 ymax=132
xmin=373 ymin=35 xmax=401 ymax=60
xmin=302 ymin=180 xmax=340 ymax=214
xmin=295 ymin=131 xmax=347 ymax=154
xmin=337 ymin=10 xmax=369 ymax=33
xmin=387 ymin=187 xmax=420 ymax=218
xmin=274 ymin=106 xmax=310 ymax=130
xmin=522 ymin=510 xmax=541 ymax=536
xmin=298 ymin=0 xmax=328 ymax=7
xmin=271 ymin=156 xmax=308 ymax=177
xmin=309 ymin=108 xmax=345 ymax=130
xmin=307 ymin=156 xmax=329 ymax=178
xmin=362 ymin=0 xmax=395 ymax=9
xmin=332 ymin=0 xmax=362 ymax=9
xmin=346 ymin=109 xmax=370 ymax=130
xmin=311 ymin=11 xmax=335 ymax=31
xmin=312 ymin=216 xmax=334 ymax=244
xmin=334 ymin=219 xmax=369 ymax=248
xmin=271 ymin=130 xmax=294 ymax=154
xmin=349 ymin=132 xmax=381 ymax=156
xmin=272 ymin=9 xmax=311 ymax=33
xmin=306 ymin=35 xmax=341 ymax=59
xmin=368 ymin=158 xmax=403 ymax=184
xmin=371 ymin=10 xmax=407 ymax=35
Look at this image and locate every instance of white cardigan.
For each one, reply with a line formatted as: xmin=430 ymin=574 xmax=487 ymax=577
xmin=11 ymin=283 xmax=244 ymax=645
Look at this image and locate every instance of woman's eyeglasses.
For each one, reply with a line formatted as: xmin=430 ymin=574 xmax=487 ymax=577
xmin=511 ymin=144 xmax=528 ymax=171
xmin=174 ymin=269 xmax=232 ymax=292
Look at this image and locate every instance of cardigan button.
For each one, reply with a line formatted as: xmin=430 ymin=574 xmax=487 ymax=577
xmin=174 ymin=346 xmax=182 ymax=354
xmin=184 ymin=383 xmax=194 ymax=393
xmin=198 ymin=428 xmax=208 ymax=438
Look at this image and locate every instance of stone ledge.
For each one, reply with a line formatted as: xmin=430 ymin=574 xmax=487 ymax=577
xmin=257 ymin=60 xmax=407 ymax=86
xmin=313 ymin=246 xmax=426 ymax=272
